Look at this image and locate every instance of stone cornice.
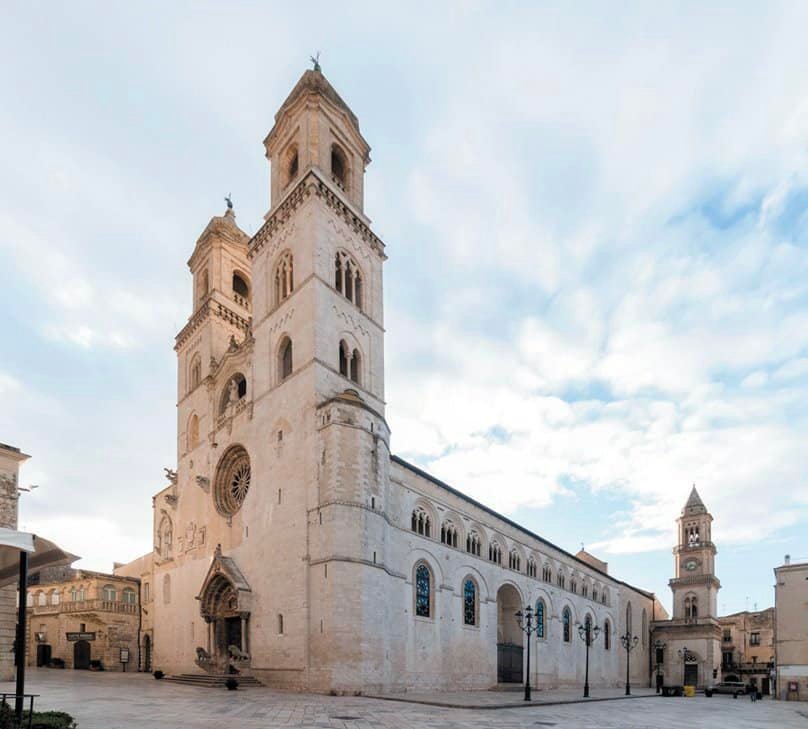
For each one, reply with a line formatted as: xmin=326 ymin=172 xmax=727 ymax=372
xmin=248 ymin=170 xmax=386 ymax=262
xmin=669 ymin=574 xmax=722 ymax=589
xmin=174 ymin=299 xmax=251 ymax=351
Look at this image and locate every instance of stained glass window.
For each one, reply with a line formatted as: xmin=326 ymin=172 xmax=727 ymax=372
xmin=563 ymin=607 xmax=571 ymax=642
xmin=536 ymin=600 xmax=545 ymax=639
xmin=415 ymin=564 xmax=431 ymax=618
xmin=463 ymin=579 xmax=476 ymax=625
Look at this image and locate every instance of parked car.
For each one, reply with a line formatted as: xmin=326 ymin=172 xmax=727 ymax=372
xmin=705 ymin=681 xmax=748 ymax=697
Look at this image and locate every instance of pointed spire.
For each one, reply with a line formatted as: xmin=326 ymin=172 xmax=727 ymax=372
xmin=683 ymin=484 xmax=707 ymax=514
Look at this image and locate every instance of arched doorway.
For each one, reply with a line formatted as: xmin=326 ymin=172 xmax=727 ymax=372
xmin=496 ymin=584 xmax=523 ymax=683
xmin=73 ymin=640 xmax=91 ymax=670
xmin=142 ymin=634 xmax=152 ymax=672
xmin=197 ymin=547 xmax=252 ymax=673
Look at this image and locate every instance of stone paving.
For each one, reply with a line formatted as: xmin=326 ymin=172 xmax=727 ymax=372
xmin=2 ymin=669 xmax=807 ymax=728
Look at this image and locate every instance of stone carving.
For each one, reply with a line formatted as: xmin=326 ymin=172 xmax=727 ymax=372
xmin=228 ymin=644 xmax=250 ymax=661
xmin=332 ymin=305 xmax=369 ymax=337
xmin=328 ymin=218 xmax=371 ymax=262
xmin=183 ymin=521 xmax=206 ymax=553
xmin=195 ymin=646 xmax=213 ymax=670
xmin=196 ymin=475 xmax=210 ymax=491
xmin=163 ymin=468 xmax=178 ymax=485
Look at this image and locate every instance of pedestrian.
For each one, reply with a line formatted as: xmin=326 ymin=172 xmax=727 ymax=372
xmin=749 ymin=684 xmax=757 ymax=702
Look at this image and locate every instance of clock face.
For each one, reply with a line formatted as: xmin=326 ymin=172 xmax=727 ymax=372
xmin=685 ymin=560 xmax=698 ymax=571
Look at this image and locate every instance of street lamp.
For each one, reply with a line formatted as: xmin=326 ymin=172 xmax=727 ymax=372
xmin=577 ymin=616 xmax=601 ymax=698
xmin=678 ymin=646 xmax=694 ymax=687
xmin=653 ymin=639 xmax=666 ymax=693
xmin=620 ymin=631 xmax=639 ymax=695
xmin=515 ymin=604 xmax=540 ymax=701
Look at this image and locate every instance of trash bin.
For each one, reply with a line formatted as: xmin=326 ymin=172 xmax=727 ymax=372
xmin=684 ymin=685 xmax=696 ymax=697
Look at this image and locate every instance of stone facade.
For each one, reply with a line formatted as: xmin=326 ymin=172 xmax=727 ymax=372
xmin=0 ymin=442 xmax=29 ymax=681
xmin=119 ymin=66 xmax=666 ymax=693
xmin=651 ymin=488 xmax=722 ymax=689
xmin=113 ymin=552 xmax=154 ymax=671
xmin=774 ymin=558 xmax=808 ymax=701
xmin=717 ymin=608 xmax=775 ymax=693
xmin=25 ymin=567 xmax=140 ymax=671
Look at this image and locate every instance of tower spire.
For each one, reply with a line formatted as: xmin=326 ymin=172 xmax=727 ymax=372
xmin=683 ymin=484 xmax=706 ymax=515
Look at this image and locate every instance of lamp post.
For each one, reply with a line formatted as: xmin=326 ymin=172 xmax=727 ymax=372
xmin=620 ymin=631 xmax=639 ymax=695
xmin=577 ymin=617 xmax=601 ymax=698
xmin=678 ymin=646 xmax=694 ymax=687
xmin=653 ymin=639 xmax=666 ymax=693
xmin=515 ymin=604 xmax=540 ymax=701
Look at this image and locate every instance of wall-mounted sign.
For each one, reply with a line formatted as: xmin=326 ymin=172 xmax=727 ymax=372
xmin=120 ymin=648 xmax=129 ymax=663
xmin=66 ymin=632 xmax=96 ymax=641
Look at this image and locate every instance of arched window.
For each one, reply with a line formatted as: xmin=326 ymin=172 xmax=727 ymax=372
xmin=334 ymin=251 xmax=363 ymax=310
xmin=536 ymin=599 xmax=546 ymax=639
xmin=488 ymin=542 xmax=502 ymax=564
xmin=527 ymin=558 xmax=537 ymax=578
xmin=592 ymin=588 xmax=599 ymax=602
xmin=562 ymin=607 xmax=571 ymax=642
xmin=122 ymin=588 xmax=137 ymax=605
xmin=570 ymin=579 xmax=578 ymax=594
xmin=102 ymin=585 xmax=116 ymax=601
xmin=463 ymin=578 xmax=477 ymax=626
xmin=410 ymin=508 xmax=431 ymax=537
xmin=415 ymin=563 xmax=431 ymax=618
xmin=197 ymin=269 xmax=209 ymax=303
xmin=70 ymin=588 xmax=78 ymax=603
xmin=642 ymin=608 xmax=648 ymax=645
xmin=331 ymin=143 xmax=348 ymax=191
xmin=626 ymin=602 xmax=633 ymax=634
xmin=508 ymin=550 xmax=521 ymax=571
xmin=219 ymin=373 xmax=247 ymax=414
xmin=158 ymin=515 xmax=173 ymax=560
xmin=338 ymin=340 xmax=361 ymax=385
xmin=187 ymin=413 xmax=199 ymax=451
xmin=274 ymin=250 xmax=294 ymax=305
xmin=684 ymin=595 xmax=698 ymax=621
xmin=542 ymin=564 xmax=552 ymax=582
xmin=232 ymin=272 xmax=250 ymax=299
xmin=604 ymin=619 xmax=611 ymax=650
xmin=37 ymin=591 xmax=46 ymax=607
xmin=26 ymin=593 xmax=33 ymax=607
xmin=582 ymin=584 xmax=589 ymax=598
xmin=163 ymin=574 xmax=171 ymax=604
xmin=50 ymin=590 xmax=60 ymax=606
xmin=557 ymin=572 xmax=566 ymax=590
xmin=602 ymin=589 xmax=608 ymax=605
xmin=279 ymin=337 xmax=293 ymax=380
xmin=440 ymin=521 xmax=458 ymax=548
xmin=285 ymin=144 xmax=299 ymax=187
xmin=189 ymin=353 xmax=202 ymax=391
xmin=466 ymin=530 xmax=481 ymax=557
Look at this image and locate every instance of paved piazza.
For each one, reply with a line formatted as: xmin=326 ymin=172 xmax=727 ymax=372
xmin=2 ymin=670 xmax=806 ymax=729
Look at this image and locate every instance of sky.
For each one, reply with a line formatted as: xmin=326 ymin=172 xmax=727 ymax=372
xmin=1 ymin=2 xmax=807 ymax=616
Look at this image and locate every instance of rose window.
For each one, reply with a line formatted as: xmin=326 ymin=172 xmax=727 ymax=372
xmin=214 ymin=445 xmax=251 ymax=516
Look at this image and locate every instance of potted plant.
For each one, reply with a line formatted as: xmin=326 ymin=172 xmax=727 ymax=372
xmin=153 ymin=670 xmax=165 ymax=680
xmin=225 ymin=678 xmax=238 ymax=691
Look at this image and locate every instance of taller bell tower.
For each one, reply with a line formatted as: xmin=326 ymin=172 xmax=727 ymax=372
xmin=670 ymin=486 xmax=720 ymax=620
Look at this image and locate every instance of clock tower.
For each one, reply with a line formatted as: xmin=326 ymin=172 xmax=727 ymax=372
xmin=670 ymin=486 xmax=720 ymax=620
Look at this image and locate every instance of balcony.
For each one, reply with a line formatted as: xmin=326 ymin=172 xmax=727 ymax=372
xmin=36 ymin=599 xmax=138 ymax=616
xmin=233 ymin=293 xmax=250 ymax=311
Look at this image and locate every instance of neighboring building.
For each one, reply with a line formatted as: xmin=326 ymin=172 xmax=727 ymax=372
xmin=113 ymin=552 xmax=153 ymax=671
xmin=774 ymin=558 xmax=808 ymax=701
xmin=717 ymin=608 xmax=775 ymax=694
xmin=25 ymin=567 xmax=140 ymax=671
xmin=119 ymin=64 xmax=667 ymax=693
xmin=652 ymin=487 xmax=723 ymax=689
xmin=0 ymin=442 xmax=29 ymax=681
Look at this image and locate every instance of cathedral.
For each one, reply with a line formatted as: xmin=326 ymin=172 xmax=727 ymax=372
xmin=115 ymin=65 xmax=699 ymax=693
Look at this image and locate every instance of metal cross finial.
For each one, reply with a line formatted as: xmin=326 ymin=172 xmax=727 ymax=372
xmin=224 ymin=193 xmax=233 ymax=210
xmin=310 ymin=51 xmax=321 ymax=72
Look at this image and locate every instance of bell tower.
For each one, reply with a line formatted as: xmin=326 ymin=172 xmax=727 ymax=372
xmin=670 ymin=486 xmax=720 ymax=620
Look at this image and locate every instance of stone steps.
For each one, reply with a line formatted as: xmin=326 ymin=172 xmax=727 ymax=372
xmin=489 ymin=683 xmax=525 ymax=692
xmin=164 ymin=673 xmax=263 ymax=688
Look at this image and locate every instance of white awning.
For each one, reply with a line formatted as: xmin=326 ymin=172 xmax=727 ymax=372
xmin=0 ymin=527 xmax=79 ymax=587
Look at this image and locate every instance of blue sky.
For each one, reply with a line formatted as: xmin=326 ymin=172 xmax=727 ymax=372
xmin=1 ymin=2 xmax=807 ymax=616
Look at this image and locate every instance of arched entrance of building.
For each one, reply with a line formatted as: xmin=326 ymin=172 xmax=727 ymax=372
xmin=73 ymin=640 xmax=91 ymax=670
xmin=496 ymin=584 xmax=523 ymax=683
xmin=197 ymin=547 xmax=252 ymax=673
xmin=684 ymin=651 xmax=700 ymax=686
xmin=142 ymin=634 xmax=152 ymax=672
